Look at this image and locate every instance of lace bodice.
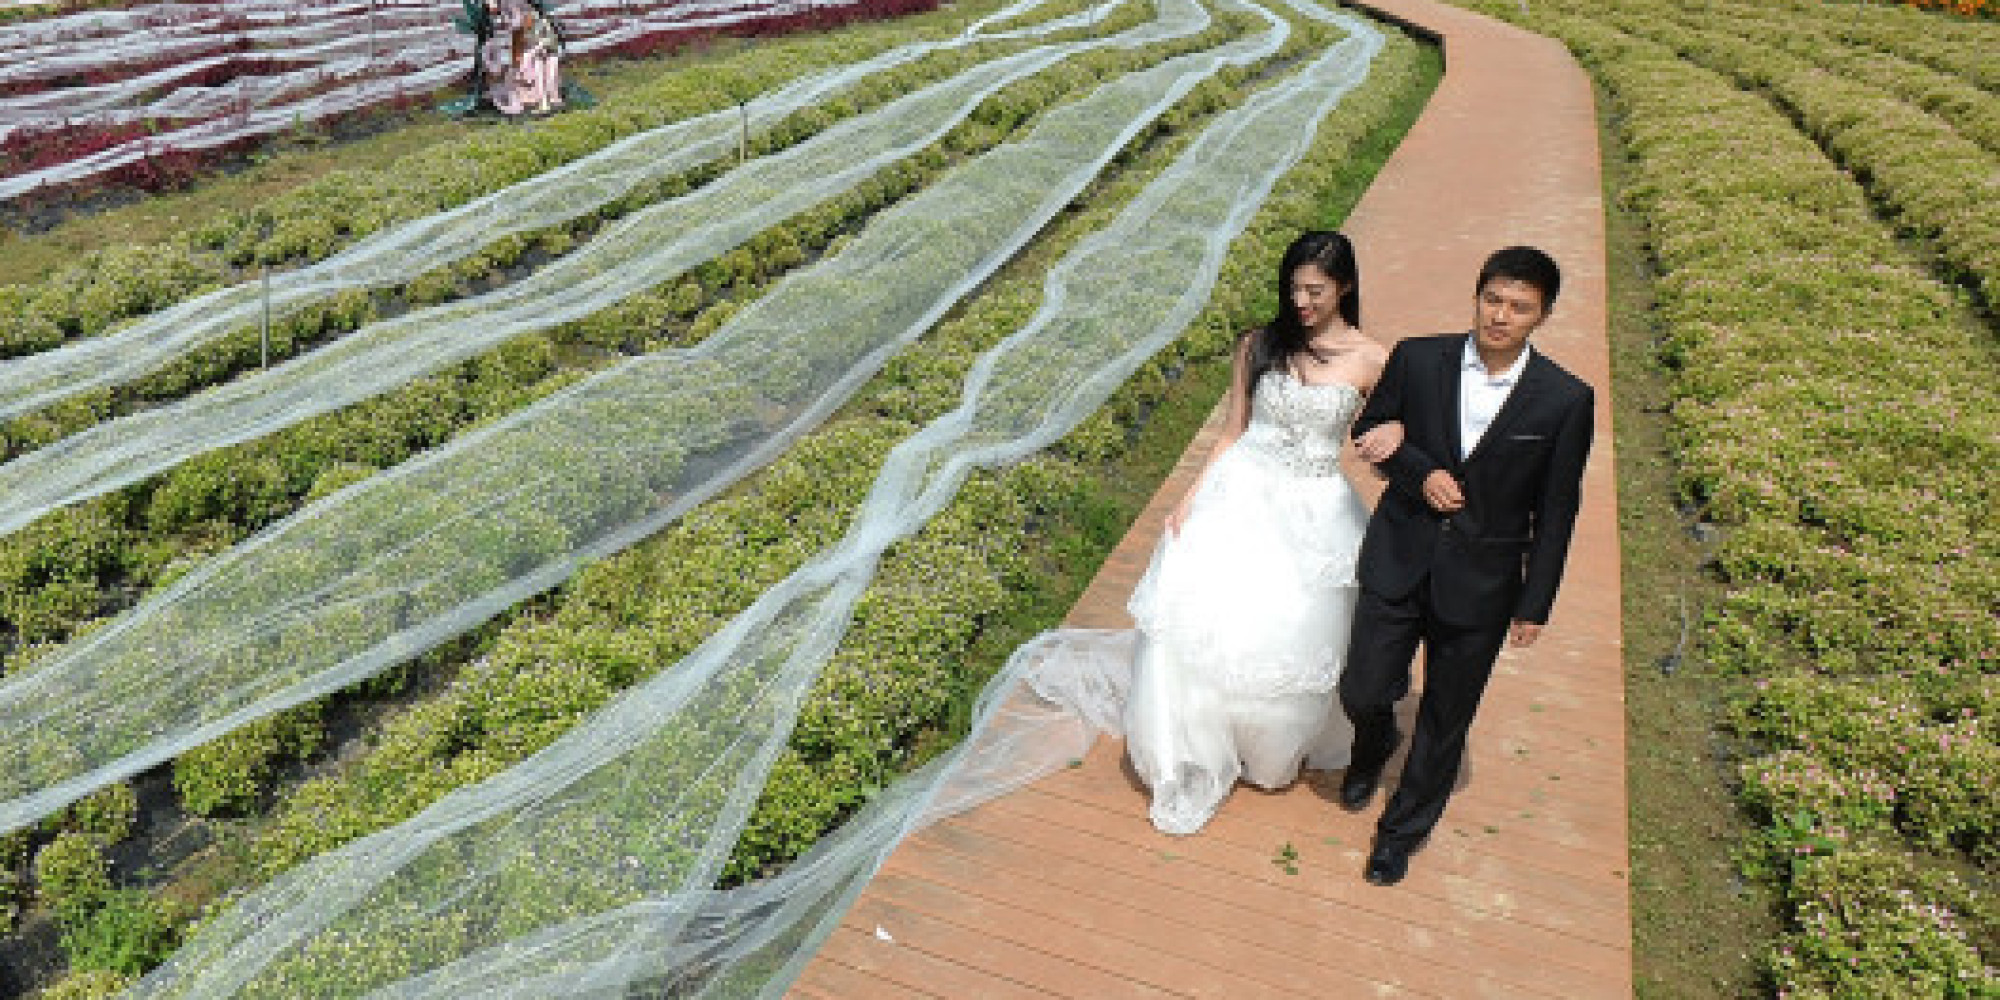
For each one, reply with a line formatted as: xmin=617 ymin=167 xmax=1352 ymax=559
xmin=1233 ymin=369 xmax=1362 ymax=477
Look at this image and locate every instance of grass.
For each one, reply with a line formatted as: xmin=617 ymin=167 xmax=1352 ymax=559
xmin=1594 ymin=77 xmax=1780 ymax=997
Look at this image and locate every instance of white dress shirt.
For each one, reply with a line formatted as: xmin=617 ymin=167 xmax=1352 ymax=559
xmin=1459 ymin=336 xmax=1530 ymax=459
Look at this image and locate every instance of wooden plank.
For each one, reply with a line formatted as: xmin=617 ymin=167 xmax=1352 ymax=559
xmin=992 ymin=785 xmax=1628 ymax=977
xmin=847 ymin=888 xmax=1182 ymax=999
xmin=887 ymin=831 xmax=1427 ymax=998
xmin=915 ymin=815 xmax=1547 ymax=998
xmin=951 ymin=797 xmax=1616 ymax=999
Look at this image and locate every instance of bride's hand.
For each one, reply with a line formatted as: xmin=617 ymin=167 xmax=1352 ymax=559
xmin=1165 ymin=497 xmax=1193 ymax=535
xmin=1353 ymin=421 xmax=1405 ymax=463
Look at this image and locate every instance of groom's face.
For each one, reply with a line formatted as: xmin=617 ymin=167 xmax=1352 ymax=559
xmin=1473 ymin=277 xmax=1548 ymax=357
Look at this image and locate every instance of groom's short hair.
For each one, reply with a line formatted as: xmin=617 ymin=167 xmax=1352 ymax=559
xmin=1476 ymin=246 xmax=1561 ymax=310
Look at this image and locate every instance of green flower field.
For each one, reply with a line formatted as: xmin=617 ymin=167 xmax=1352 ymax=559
xmin=1445 ymin=0 xmax=1995 ymax=995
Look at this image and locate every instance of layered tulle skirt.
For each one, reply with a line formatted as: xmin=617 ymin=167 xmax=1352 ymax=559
xmin=1027 ymin=442 xmax=1369 ymax=834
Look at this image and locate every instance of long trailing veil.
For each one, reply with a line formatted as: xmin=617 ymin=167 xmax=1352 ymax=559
xmin=114 ymin=2 xmax=1386 ymax=994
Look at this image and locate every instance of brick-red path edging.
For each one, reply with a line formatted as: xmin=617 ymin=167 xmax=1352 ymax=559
xmin=793 ymin=0 xmax=1632 ymax=994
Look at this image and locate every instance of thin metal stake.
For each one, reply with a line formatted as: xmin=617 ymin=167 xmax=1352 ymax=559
xmin=260 ymin=266 xmax=271 ymax=368
xmin=738 ymin=99 xmax=749 ymax=163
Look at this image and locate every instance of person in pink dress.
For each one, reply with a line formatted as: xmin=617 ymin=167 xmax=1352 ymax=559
xmin=481 ymin=0 xmax=563 ymax=115
xmin=517 ymin=3 xmax=565 ymax=113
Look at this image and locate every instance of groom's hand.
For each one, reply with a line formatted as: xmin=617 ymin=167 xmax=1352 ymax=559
xmin=1508 ymin=620 xmax=1544 ymax=647
xmin=1421 ymin=470 xmax=1465 ymax=512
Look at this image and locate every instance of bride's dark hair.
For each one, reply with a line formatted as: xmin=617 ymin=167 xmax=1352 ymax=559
xmin=1243 ymin=230 xmax=1361 ymax=395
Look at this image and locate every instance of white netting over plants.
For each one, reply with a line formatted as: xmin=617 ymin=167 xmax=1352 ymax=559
xmin=0 ymin=0 xmax=882 ymax=130
xmin=0 ymin=0 xmax=939 ymax=202
xmin=0 ymin=2 xmax=293 ymax=72
xmin=0 ymin=0 xmax=766 ymax=74
xmin=128 ymin=6 xmax=1377 ymax=992
xmin=3 ymin=22 xmax=462 ymax=134
xmin=0 ymin=0 xmax=1139 ymax=534
xmin=0 ymin=1 xmax=426 ymax=61
xmin=0 ymin=0 xmax=856 ymax=74
xmin=0 ymin=2 xmax=440 ymax=93
xmin=0 ymin=0 xmax=1259 ymax=833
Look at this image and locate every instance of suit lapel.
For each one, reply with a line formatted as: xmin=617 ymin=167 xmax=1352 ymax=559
xmin=1440 ymin=333 xmax=1467 ymax=468
xmin=1464 ymin=350 xmax=1548 ymax=465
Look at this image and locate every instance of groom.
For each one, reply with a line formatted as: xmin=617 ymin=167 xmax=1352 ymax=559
xmin=1338 ymin=245 xmax=1594 ymax=886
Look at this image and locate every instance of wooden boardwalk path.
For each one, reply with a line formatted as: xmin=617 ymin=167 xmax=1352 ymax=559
xmin=792 ymin=0 xmax=1632 ymax=994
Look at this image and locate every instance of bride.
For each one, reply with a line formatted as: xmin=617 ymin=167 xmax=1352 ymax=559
xmin=1029 ymin=230 xmax=1393 ymax=835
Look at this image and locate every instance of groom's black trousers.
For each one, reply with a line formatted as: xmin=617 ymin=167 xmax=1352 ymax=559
xmin=1340 ymin=581 xmax=1511 ymax=848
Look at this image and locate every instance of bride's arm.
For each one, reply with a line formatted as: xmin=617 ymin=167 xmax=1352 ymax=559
xmin=1166 ymin=330 xmax=1257 ymax=533
xmin=1349 ymin=338 xmax=1400 ymax=465
xmin=1351 ymin=338 xmax=1449 ymax=496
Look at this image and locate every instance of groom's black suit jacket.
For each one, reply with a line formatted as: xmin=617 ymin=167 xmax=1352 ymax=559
xmin=1352 ymin=333 xmax=1593 ymax=627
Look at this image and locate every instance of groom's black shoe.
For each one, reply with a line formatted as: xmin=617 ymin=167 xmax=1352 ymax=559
xmin=1339 ymin=725 xmax=1401 ymax=810
xmin=1363 ymin=836 xmax=1421 ymax=886
xmin=1338 ymin=762 xmax=1385 ymax=811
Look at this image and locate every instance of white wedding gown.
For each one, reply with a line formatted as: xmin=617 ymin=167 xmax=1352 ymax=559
xmin=1026 ymin=368 xmax=1369 ymax=835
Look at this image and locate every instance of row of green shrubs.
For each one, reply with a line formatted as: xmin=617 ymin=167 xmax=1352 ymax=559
xmin=1613 ymin=0 xmax=2000 ymax=310
xmin=0 ymin=3 xmax=1279 ymax=984
xmin=1452 ymin=2 xmax=1996 ymax=995
xmin=21 ymin=16 xmax=1427 ymax=994
xmin=1678 ymin=2 xmax=1999 ymax=156
xmin=0 ymin=778 xmax=160 ymax=985
xmin=0 ymin=0 xmax=1117 ymax=461
xmin=1781 ymin=0 xmax=2000 ymax=89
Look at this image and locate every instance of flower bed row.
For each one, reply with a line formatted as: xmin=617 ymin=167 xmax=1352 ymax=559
xmin=2 ymin=51 xmax=322 ymax=122
xmin=0 ymin=3 xmax=1266 ymax=981
xmin=0 ymin=35 xmax=250 ymax=99
xmin=1677 ymin=0 xmax=1999 ymax=156
xmin=1607 ymin=2 xmax=2000 ymax=310
xmin=1448 ymin=2 xmax=1995 ymax=995
xmin=1864 ymin=0 xmax=1995 ymax=20
xmin=0 ymin=55 xmax=423 ymax=176
xmin=1798 ymin=0 xmax=2000 ymax=88
xmin=0 ymin=3 xmax=438 ymax=95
